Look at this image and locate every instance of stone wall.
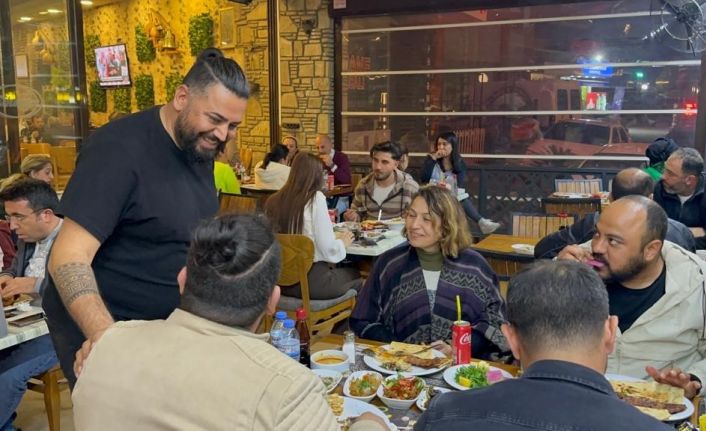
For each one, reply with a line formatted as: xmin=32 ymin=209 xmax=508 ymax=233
xmin=279 ymin=0 xmax=335 ymax=151
xmin=82 ymin=0 xmax=270 ymax=159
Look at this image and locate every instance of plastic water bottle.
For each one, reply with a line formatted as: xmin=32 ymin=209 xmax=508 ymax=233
xmin=270 ymin=311 xmax=287 ymax=349
xmin=280 ymin=319 xmax=300 ymax=361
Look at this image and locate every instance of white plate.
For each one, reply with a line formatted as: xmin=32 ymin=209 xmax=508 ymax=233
xmin=552 ymin=192 xmax=592 ymax=199
xmin=363 ymin=345 xmax=450 ymax=377
xmin=443 ymin=363 xmax=514 ymax=391
xmin=605 ymin=373 xmax=694 ymax=422
xmin=338 ymin=397 xmax=396 ymax=429
xmin=416 ymin=386 xmax=451 ymax=411
xmin=312 ymin=369 xmax=342 ymax=394
xmin=511 ymin=244 xmax=535 ymax=255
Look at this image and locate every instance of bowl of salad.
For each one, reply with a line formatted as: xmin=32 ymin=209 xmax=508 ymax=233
xmin=343 ymin=370 xmax=383 ymax=402
xmin=376 ymin=374 xmax=425 ymax=410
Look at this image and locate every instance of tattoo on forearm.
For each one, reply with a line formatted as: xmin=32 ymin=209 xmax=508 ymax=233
xmin=53 ymin=262 xmax=100 ymax=307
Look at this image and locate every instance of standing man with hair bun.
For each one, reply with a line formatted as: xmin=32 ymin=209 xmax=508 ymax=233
xmin=43 ymin=48 xmax=250 ymax=387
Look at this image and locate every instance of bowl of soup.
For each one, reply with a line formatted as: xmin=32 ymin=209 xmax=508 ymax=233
xmin=311 ymin=350 xmax=350 ymax=373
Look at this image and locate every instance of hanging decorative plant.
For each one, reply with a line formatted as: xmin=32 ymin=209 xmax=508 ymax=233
xmin=135 ymin=25 xmax=156 ymax=62
xmin=165 ymin=72 xmax=183 ymax=102
xmin=89 ymin=80 xmax=107 ymax=112
xmin=112 ymin=87 xmax=131 ymax=113
xmin=188 ymin=14 xmax=214 ymax=56
xmin=135 ymin=75 xmax=155 ymax=110
xmin=85 ymin=34 xmax=100 ymax=67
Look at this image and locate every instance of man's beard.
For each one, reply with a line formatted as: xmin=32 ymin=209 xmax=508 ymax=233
xmin=174 ymin=112 xmax=226 ymax=164
xmin=597 ymin=253 xmax=648 ymax=284
xmin=374 ymin=170 xmax=392 ymax=181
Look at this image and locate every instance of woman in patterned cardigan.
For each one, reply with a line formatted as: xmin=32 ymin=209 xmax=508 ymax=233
xmin=350 ymin=186 xmax=509 ymax=358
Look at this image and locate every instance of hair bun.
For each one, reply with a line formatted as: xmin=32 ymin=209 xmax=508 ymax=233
xmin=197 ymin=47 xmax=224 ymax=62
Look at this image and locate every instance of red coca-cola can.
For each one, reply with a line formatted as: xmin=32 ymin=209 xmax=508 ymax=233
xmin=452 ymin=320 xmax=472 ymax=365
xmin=328 ymin=209 xmax=337 ymax=223
xmin=327 ymin=174 xmax=335 ymax=191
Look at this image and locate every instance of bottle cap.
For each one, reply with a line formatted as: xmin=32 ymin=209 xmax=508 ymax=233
xmin=296 ymin=308 xmax=307 ymax=320
xmin=275 ymin=311 xmax=287 ymax=320
xmin=283 ymin=319 xmax=295 ymax=329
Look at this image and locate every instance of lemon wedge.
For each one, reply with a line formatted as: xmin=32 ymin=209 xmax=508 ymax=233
xmin=458 ymin=376 xmax=472 ymax=387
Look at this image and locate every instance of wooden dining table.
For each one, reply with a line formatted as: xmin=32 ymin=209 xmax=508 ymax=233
xmin=471 ymin=234 xmax=540 ymax=286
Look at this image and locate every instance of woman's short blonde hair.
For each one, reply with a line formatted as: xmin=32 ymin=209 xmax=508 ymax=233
xmin=405 ymin=185 xmax=473 ymax=258
xmin=20 ymin=154 xmax=53 ymax=176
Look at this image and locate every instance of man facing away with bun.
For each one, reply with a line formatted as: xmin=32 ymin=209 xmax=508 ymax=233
xmin=72 ymin=215 xmax=388 ymax=431
xmin=43 ymin=48 xmax=248 ymax=387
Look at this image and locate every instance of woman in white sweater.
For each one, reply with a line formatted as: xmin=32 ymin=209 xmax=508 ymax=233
xmin=264 ymin=152 xmax=362 ymax=299
xmin=254 ymin=144 xmax=290 ymax=190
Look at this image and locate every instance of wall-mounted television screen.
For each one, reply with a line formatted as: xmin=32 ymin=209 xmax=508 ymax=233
xmin=95 ymin=44 xmax=131 ymax=87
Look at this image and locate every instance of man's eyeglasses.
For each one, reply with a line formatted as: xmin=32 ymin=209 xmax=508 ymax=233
xmin=5 ymin=208 xmax=46 ymax=223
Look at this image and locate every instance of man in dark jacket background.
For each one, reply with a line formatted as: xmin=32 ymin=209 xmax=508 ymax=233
xmin=535 ymin=168 xmax=694 ymax=259
xmin=415 ymin=260 xmax=671 ymax=431
xmin=654 ymin=148 xmax=706 ymax=249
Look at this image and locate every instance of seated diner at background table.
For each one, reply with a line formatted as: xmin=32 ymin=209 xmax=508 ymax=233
xmin=350 ymin=186 xmax=509 ymax=358
xmin=317 ymin=133 xmax=352 ymax=186
xmin=416 ymin=260 xmax=671 ymax=431
xmin=558 ymin=195 xmax=706 ymax=398
xmin=0 ymin=179 xmax=63 ymax=431
xmin=282 ymin=135 xmax=299 ymax=166
xmin=2 ymin=154 xmax=55 ymax=192
xmin=644 ymin=136 xmax=679 ymax=182
xmin=254 ymin=143 xmax=290 ymax=190
xmin=653 ymin=147 xmax=706 ymax=249
xmin=213 ymin=147 xmax=240 ymax=194
xmin=421 ymin=131 xmax=500 ymax=235
xmin=343 ymin=141 xmax=419 ymax=222
xmin=264 ymin=152 xmax=362 ymax=299
xmin=70 ymin=214 xmax=388 ymax=431
xmin=534 ymin=168 xmax=695 ymax=259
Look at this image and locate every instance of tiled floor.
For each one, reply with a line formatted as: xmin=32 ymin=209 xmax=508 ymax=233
xmin=15 ymin=390 xmax=74 ymax=431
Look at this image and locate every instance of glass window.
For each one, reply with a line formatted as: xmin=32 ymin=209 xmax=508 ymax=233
xmin=1 ymin=0 xmax=82 ymax=184
xmin=339 ymin=0 xmax=699 ymax=167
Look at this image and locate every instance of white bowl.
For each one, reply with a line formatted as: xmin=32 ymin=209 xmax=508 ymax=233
xmin=312 ymin=369 xmax=343 ymax=394
xmin=343 ymin=370 xmax=383 ymax=402
xmin=376 ymin=375 xmax=425 ymax=410
xmin=311 ymin=350 xmax=350 ymax=373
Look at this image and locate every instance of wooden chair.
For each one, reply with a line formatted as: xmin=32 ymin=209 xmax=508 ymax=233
xmin=554 ymin=178 xmax=603 ymax=194
xmin=511 ymin=212 xmax=576 ymax=238
xmin=352 ymin=173 xmax=363 ymax=191
xmin=272 ymin=234 xmax=357 ymax=337
xmin=21 ymin=142 xmax=52 ymax=156
xmin=50 ymin=145 xmax=77 ymax=190
xmin=218 ymin=193 xmax=265 ymax=215
xmin=27 ymin=365 xmax=68 ymax=431
xmin=541 ymin=197 xmax=602 ymax=218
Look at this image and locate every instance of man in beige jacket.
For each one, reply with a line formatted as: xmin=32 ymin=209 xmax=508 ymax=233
xmin=559 ymin=196 xmax=706 ymax=399
xmin=72 ymin=214 xmax=387 ymax=431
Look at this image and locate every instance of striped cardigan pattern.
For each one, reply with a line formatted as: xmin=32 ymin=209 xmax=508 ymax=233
xmin=350 ymin=245 xmax=509 ymax=354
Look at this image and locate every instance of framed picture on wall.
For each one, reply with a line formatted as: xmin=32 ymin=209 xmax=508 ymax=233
xmin=219 ymin=7 xmax=236 ymax=49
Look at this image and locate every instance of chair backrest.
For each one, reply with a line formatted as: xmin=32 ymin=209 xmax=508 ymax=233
xmin=511 ymin=212 xmax=576 ymax=238
xmin=240 ymin=147 xmax=253 ymax=173
xmin=218 ymin=193 xmax=263 ymax=215
xmin=50 ymin=145 xmax=76 ymax=176
xmin=541 ymin=197 xmax=602 ymax=218
xmin=554 ymin=178 xmax=602 ymax=194
xmin=21 ymin=142 xmax=52 ymax=156
xmin=352 ymin=173 xmax=362 ymax=191
xmin=276 ymin=234 xmax=315 ymax=312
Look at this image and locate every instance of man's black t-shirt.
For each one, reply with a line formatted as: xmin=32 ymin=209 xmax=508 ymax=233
xmin=607 ymin=265 xmax=667 ymax=333
xmin=44 ymin=106 xmax=218 ymax=320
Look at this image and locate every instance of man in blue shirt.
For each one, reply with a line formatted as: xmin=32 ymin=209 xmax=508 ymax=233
xmin=416 ymin=260 xmax=671 ymax=431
